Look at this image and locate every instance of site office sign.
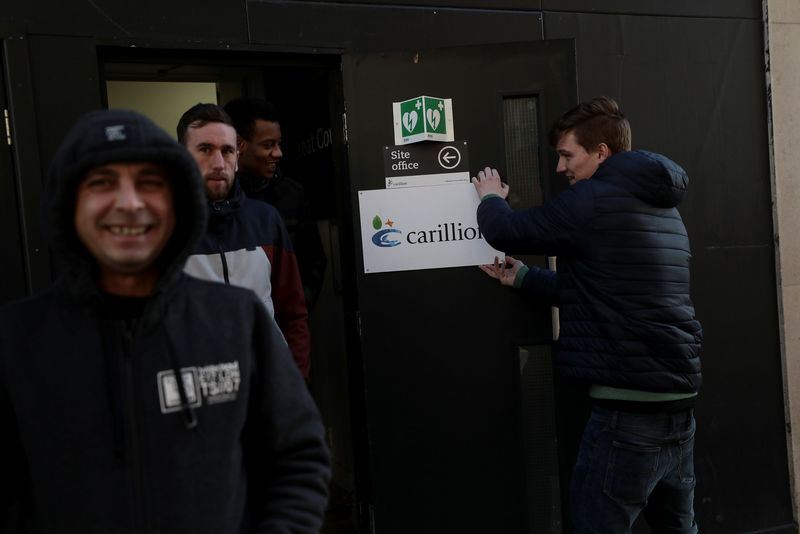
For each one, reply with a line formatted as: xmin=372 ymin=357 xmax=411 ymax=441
xmin=358 ymin=183 xmax=502 ymax=274
xmin=384 ymin=141 xmax=470 ymax=189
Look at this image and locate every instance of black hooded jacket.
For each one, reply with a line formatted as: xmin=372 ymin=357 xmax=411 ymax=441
xmin=0 ymin=110 xmax=330 ymax=533
xmin=238 ymin=168 xmax=327 ymax=311
xmin=478 ymin=150 xmax=702 ymax=393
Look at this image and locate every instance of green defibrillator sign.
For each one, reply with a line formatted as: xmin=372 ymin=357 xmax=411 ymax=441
xmin=393 ymin=96 xmax=454 ymax=145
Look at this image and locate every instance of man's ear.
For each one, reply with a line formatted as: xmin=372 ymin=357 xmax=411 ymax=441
xmin=236 ymin=134 xmax=246 ymax=152
xmin=596 ymin=142 xmax=611 ymax=163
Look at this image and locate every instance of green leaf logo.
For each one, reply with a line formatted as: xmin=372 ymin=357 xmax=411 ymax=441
xmin=372 ymin=215 xmax=382 ymax=230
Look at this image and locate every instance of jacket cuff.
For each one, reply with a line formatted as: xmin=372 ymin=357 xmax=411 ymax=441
xmin=513 ymin=265 xmax=529 ymax=288
xmin=480 ymin=193 xmax=503 ymax=202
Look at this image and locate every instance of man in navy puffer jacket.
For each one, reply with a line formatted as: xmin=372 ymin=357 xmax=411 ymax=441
xmin=474 ymin=97 xmax=701 ymax=534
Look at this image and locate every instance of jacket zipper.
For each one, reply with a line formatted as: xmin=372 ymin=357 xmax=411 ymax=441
xmin=218 ymin=245 xmax=230 ymax=284
xmin=121 ymin=325 xmax=146 ymax=533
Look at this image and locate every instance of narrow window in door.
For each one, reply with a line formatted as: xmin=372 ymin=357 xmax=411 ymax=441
xmin=503 ymin=96 xmax=543 ymax=208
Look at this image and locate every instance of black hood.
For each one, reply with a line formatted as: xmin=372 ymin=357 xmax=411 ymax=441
xmin=594 ymin=150 xmax=689 ymax=208
xmin=42 ymin=109 xmax=208 ymax=298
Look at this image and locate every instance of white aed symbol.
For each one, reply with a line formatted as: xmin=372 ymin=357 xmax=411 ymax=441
xmin=402 ymin=111 xmax=418 ymax=134
xmin=427 ymin=108 xmax=440 ymax=130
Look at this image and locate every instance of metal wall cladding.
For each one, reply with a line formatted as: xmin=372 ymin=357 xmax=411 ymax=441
xmin=541 ymin=0 xmax=760 ymax=18
xmin=247 ymin=3 xmax=545 ymax=52
xmin=545 ymin=10 xmax=790 ymax=533
xmin=0 ymin=0 xmax=761 ymax=43
xmin=1 ymin=0 xmax=249 ymax=42
xmin=299 ymin=0 xmax=542 ymax=8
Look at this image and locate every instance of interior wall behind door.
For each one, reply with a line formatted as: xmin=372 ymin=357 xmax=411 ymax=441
xmin=106 ymin=81 xmax=218 ymax=138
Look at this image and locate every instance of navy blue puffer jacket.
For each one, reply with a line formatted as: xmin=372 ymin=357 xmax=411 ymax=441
xmin=478 ymin=150 xmax=702 ymax=393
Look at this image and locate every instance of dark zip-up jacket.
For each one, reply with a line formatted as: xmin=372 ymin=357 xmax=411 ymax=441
xmin=0 ymin=109 xmax=330 ymax=533
xmin=478 ymin=150 xmax=702 ymax=393
xmin=239 ymin=169 xmax=327 ymax=312
xmin=185 ymin=180 xmax=311 ymax=380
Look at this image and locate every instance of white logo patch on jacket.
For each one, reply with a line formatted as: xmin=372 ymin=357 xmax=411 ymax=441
xmin=157 ymin=361 xmax=241 ymax=414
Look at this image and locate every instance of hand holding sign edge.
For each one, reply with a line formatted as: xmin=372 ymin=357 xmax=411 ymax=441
xmin=472 ymin=166 xmax=509 ymax=200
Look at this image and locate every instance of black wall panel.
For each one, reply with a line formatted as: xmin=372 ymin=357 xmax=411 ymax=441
xmin=2 ymin=0 xmax=249 ymax=44
xmin=248 ymin=2 xmax=544 ymax=51
xmin=542 ymin=0 xmax=761 ymax=19
xmin=27 ymin=36 xmax=103 ymax=174
xmin=542 ymin=14 xmax=771 ymax=245
xmin=544 ymin=11 xmax=791 ymax=533
xmin=248 ymin=0 xmax=760 ymax=19
xmin=691 ymin=245 xmax=790 ymax=529
xmin=280 ymin=0 xmax=542 ymax=9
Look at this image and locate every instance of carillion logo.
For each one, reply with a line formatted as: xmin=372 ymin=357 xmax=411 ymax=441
xmin=371 ymin=216 xmax=403 ymax=247
xmin=370 ymin=215 xmax=484 ymax=248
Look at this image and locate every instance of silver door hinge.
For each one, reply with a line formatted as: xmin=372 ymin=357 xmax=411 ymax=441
xmin=4 ymin=109 xmax=11 ymax=146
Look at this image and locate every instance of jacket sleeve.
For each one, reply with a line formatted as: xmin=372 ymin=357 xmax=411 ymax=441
xmin=477 ymin=184 xmax=594 ymax=256
xmin=262 ymin=217 xmax=311 ymax=381
xmin=514 ymin=264 xmax=559 ymax=304
xmin=244 ymin=301 xmax=330 ymax=533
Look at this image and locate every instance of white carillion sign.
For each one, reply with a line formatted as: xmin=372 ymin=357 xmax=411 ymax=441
xmin=358 ymin=183 xmax=502 ymax=273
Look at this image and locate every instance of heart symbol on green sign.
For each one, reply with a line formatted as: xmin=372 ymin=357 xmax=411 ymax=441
xmin=402 ymin=111 xmax=418 ymax=133
xmin=426 ymin=108 xmax=440 ymax=130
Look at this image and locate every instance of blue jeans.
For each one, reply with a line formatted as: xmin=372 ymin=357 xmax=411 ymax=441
xmin=569 ymin=406 xmax=698 ymax=534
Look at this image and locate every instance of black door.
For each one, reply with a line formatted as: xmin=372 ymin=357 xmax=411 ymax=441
xmin=342 ymin=41 xmax=576 ymax=533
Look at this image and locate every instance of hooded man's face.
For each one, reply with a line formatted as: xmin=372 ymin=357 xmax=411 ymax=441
xmin=74 ymin=161 xmax=176 ymax=294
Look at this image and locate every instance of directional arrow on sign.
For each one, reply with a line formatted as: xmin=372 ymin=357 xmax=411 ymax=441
xmin=438 ymin=145 xmax=462 ymax=170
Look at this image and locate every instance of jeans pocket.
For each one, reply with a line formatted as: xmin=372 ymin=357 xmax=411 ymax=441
xmin=604 ymin=440 xmax=660 ymax=505
xmin=679 ymin=435 xmax=696 ymax=485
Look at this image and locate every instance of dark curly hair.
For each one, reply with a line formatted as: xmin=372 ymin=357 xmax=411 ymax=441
xmin=222 ymin=97 xmax=280 ymax=142
xmin=176 ymin=103 xmax=234 ymax=145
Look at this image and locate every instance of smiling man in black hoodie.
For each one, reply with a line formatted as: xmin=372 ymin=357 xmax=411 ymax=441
xmin=0 ymin=109 xmax=330 ymax=533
